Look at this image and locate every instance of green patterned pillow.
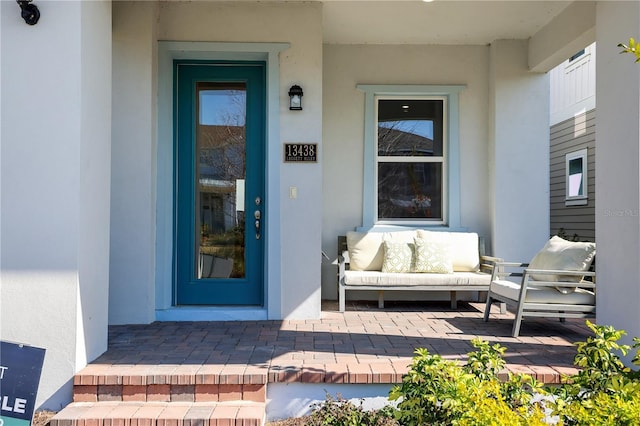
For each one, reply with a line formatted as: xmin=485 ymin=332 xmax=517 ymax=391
xmin=381 ymin=241 xmax=414 ymax=273
xmin=414 ymin=237 xmax=454 ymax=274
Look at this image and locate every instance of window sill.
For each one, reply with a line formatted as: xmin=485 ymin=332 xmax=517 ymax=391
xmin=565 ymin=198 xmax=588 ymax=207
xmin=356 ymin=224 xmax=468 ymax=233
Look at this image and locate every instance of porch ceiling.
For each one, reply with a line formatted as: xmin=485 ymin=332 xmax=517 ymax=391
xmin=321 ymin=0 xmax=573 ymax=45
xmin=180 ymin=1 xmax=573 ymax=46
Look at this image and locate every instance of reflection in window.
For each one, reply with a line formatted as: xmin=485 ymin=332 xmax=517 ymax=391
xmin=568 ymin=158 xmax=583 ymax=197
xmin=378 ymin=163 xmax=442 ymax=219
xmin=376 ymin=98 xmax=445 ymax=223
xmin=196 ymin=82 xmax=247 ymax=278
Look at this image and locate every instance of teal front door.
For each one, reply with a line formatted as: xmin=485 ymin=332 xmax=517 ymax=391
xmin=175 ymin=61 xmax=265 ymax=305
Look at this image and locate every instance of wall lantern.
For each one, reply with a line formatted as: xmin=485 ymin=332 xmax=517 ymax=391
xmin=17 ymin=0 xmax=40 ymax=25
xmin=288 ymin=85 xmax=303 ymax=111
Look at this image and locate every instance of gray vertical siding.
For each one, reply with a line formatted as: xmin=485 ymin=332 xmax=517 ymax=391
xmin=550 ymin=109 xmax=596 ymax=242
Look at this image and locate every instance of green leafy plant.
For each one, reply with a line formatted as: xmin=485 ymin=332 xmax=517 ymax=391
xmin=307 ymin=393 xmax=398 ymax=426
xmin=555 ymin=228 xmax=581 ymax=242
xmin=619 ymin=38 xmax=640 ymax=62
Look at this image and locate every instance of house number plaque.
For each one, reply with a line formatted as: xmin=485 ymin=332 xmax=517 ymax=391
xmin=284 ymin=143 xmax=317 ymax=163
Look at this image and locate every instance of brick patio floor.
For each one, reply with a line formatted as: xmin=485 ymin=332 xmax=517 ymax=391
xmin=87 ymin=300 xmax=590 ymax=386
xmin=52 ymin=300 xmax=593 ymax=425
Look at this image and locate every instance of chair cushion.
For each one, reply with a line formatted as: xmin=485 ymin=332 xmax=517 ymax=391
xmin=381 ymin=240 xmax=414 ymax=273
xmin=490 ymin=279 xmax=595 ymax=305
xmin=529 ymin=236 xmax=596 ymax=293
xmin=529 ymin=236 xmax=595 ymax=281
xmin=414 ymin=237 xmax=453 ymax=273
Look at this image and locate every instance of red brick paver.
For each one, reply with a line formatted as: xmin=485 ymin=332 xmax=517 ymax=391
xmin=54 ymin=301 xmax=594 ymax=426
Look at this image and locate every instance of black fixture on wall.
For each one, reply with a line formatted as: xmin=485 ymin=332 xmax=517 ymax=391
xmin=17 ymin=0 xmax=40 ymax=25
xmin=288 ymin=85 xmax=303 ymax=111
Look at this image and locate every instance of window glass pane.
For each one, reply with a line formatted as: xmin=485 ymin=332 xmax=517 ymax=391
xmin=196 ymin=82 xmax=247 ymax=279
xmin=378 ymin=99 xmax=443 ymax=157
xmin=569 ymin=49 xmax=585 ymax=62
xmin=568 ymin=157 xmax=584 ymax=197
xmin=378 ymin=162 xmax=442 ymax=220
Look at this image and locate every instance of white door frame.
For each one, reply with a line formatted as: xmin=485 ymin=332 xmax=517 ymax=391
xmin=155 ymin=41 xmax=289 ymax=321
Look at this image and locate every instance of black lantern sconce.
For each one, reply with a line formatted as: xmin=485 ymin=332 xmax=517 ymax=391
xmin=17 ymin=0 xmax=40 ymax=25
xmin=288 ymin=85 xmax=303 ymax=111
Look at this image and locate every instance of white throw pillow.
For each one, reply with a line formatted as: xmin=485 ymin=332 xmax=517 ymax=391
xmin=381 ymin=241 xmax=414 ymax=273
xmin=414 ymin=237 xmax=454 ymax=274
xmin=346 ymin=231 xmax=384 ymax=271
xmin=528 ymin=236 xmax=596 ymax=289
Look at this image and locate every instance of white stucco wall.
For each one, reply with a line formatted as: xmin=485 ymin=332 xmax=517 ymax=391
xmin=0 ymin=0 xmax=111 ymax=410
xmin=110 ymin=1 xmax=323 ymax=322
xmin=321 ymin=44 xmax=492 ymax=299
xmin=595 ymin=1 xmax=640 ymax=347
xmin=489 ymin=40 xmax=550 ymax=263
xmin=110 ymin=1 xmax=158 ymax=325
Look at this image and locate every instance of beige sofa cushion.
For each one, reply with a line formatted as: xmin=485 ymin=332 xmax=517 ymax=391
xmin=347 ymin=229 xmax=481 ymax=272
xmin=346 ymin=231 xmax=384 ymax=271
xmin=344 ymin=270 xmax=491 ymax=286
xmin=417 ymin=230 xmax=480 ymax=272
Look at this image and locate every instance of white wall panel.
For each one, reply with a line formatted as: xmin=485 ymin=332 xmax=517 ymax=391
xmin=595 ymin=1 xmax=640 ymax=351
xmin=0 ymin=0 xmax=111 ymax=410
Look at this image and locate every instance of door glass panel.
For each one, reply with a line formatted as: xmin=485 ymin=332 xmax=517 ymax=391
xmin=196 ymin=82 xmax=246 ymax=279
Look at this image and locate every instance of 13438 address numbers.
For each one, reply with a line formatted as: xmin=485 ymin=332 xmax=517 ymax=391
xmin=284 ymin=143 xmax=317 ymax=162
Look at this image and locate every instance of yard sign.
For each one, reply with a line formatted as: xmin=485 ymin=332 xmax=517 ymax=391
xmin=0 ymin=341 xmax=46 ymax=426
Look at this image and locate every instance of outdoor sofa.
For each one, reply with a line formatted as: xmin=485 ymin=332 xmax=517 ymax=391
xmin=337 ymin=229 xmax=500 ymax=312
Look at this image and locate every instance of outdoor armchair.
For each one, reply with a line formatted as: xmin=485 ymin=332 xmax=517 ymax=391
xmin=483 ymin=236 xmax=596 ymax=337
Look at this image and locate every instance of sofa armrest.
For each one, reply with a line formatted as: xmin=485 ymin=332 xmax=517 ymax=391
xmin=338 ymin=250 xmax=349 ymax=280
xmin=495 ymin=261 xmax=529 ymax=268
xmin=479 ymin=255 xmax=503 ymax=274
xmin=489 ymin=261 xmax=529 ymax=281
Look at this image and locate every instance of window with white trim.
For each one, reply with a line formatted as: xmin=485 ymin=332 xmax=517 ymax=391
xmin=565 ymin=148 xmax=588 ymax=206
xmin=376 ymin=97 xmax=446 ymax=224
xmin=357 ymin=85 xmax=465 ymax=230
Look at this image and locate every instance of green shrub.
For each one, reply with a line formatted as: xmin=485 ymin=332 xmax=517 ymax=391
xmin=389 ymin=339 xmax=547 ymax=425
xmin=548 ymin=321 xmax=640 ymax=425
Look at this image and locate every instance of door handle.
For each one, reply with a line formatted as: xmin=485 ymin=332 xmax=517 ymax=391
xmin=254 ymin=210 xmax=261 ymax=239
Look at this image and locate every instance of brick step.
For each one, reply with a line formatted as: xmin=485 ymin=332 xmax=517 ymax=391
xmin=72 ymin=364 xmax=268 ymax=403
xmin=74 ymin=383 xmax=267 ymax=403
xmin=50 ymin=401 xmax=265 ymax=426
